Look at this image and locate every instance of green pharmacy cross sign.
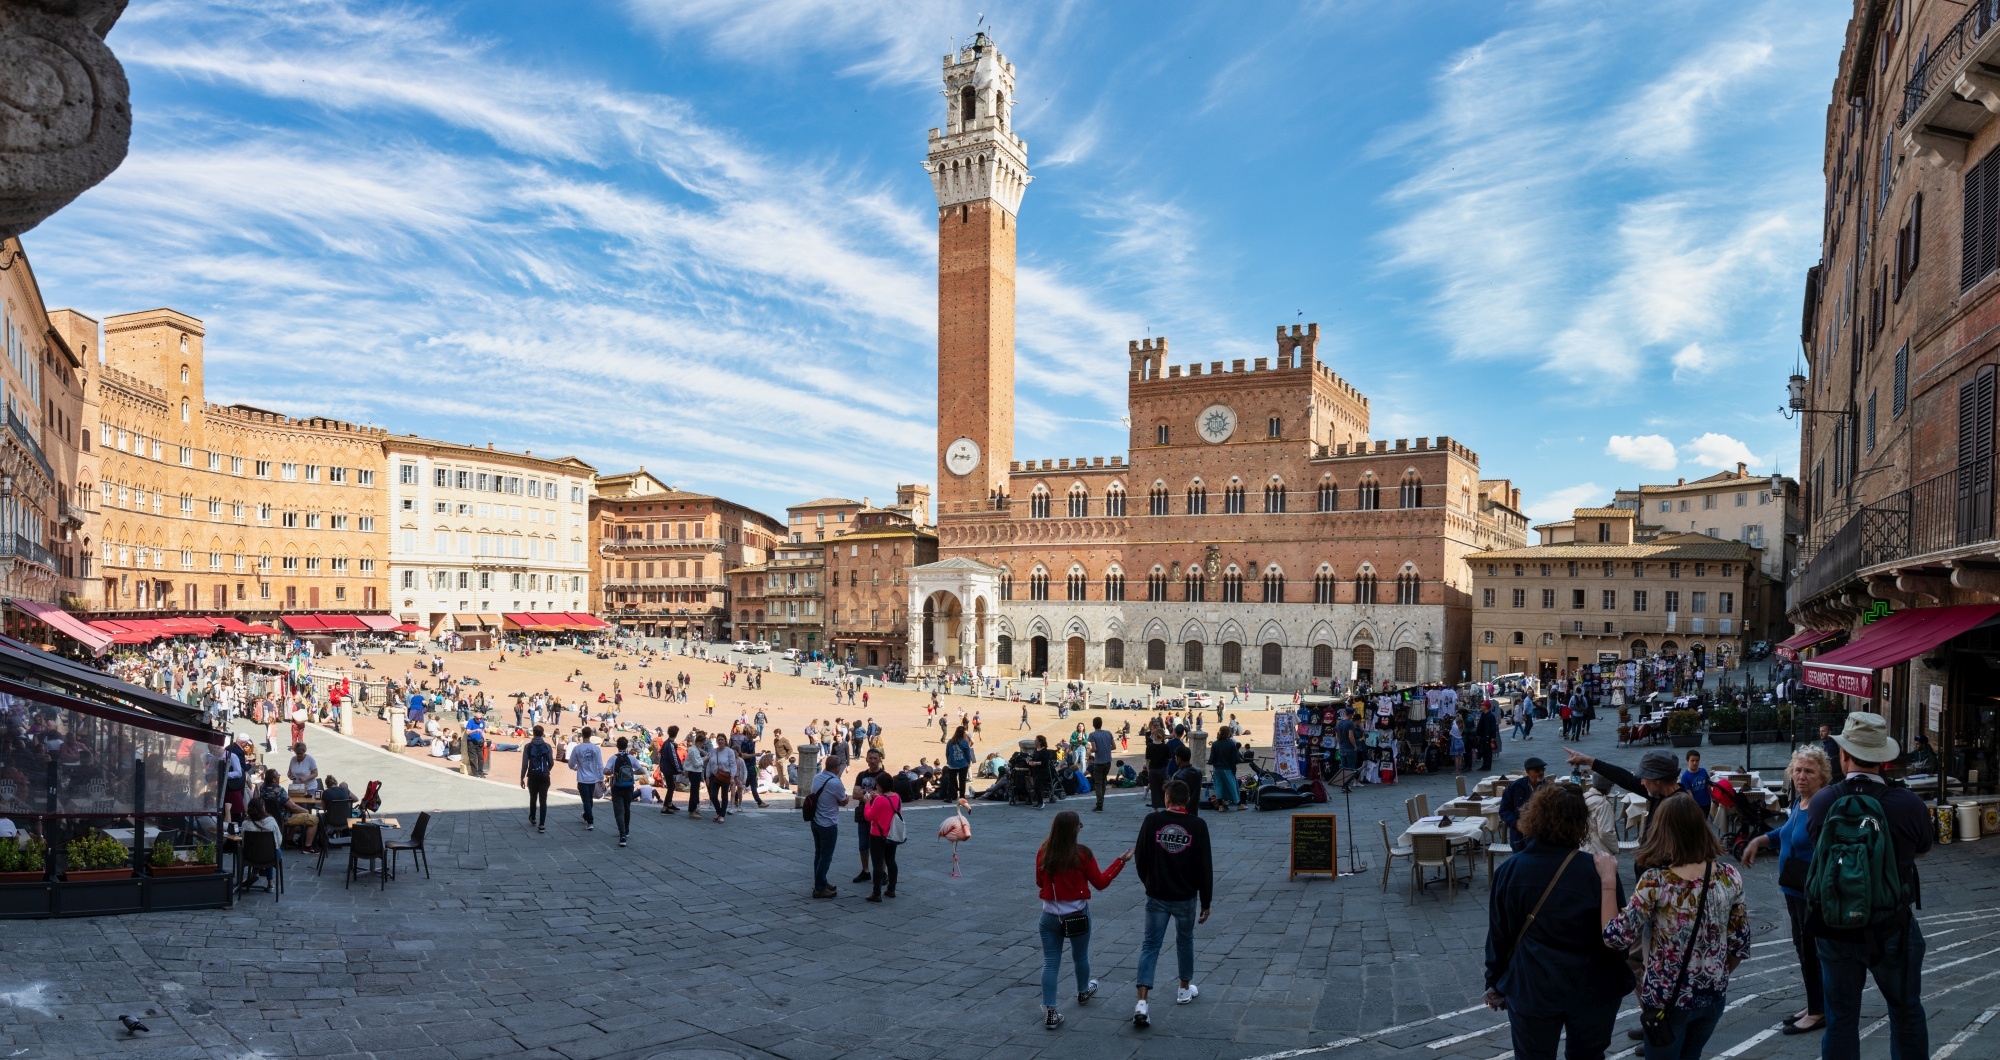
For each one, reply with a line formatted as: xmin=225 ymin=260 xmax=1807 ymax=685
xmin=1861 ymin=601 xmax=1893 ymax=624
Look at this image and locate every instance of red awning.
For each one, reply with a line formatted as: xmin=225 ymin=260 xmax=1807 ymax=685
xmin=241 ymin=623 xmax=280 ymax=636
xmin=563 ymin=611 xmax=610 ymax=629
xmin=9 ymin=600 xmax=115 ymax=652
xmin=391 ymin=623 xmax=426 ymax=634
xmin=208 ymin=616 xmax=256 ymax=634
xmin=157 ymin=617 xmax=216 ymax=636
xmin=111 ymin=632 xmax=155 ymax=645
xmin=1803 ymin=604 xmax=2000 ymax=698
xmin=1779 ymin=629 xmax=1841 ymax=651
xmin=357 ymin=614 xmax=400 ymax=632
xmin=282 ymin=615 xmax=328 ymax=632
xmin=315 ymin=615 xmax=368 ymax=631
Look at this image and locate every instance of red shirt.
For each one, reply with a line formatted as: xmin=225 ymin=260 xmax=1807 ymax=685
xmin=1036 ymin=849 xmax=1126 ymax=903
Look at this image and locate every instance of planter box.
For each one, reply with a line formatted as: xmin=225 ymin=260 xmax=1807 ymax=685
xmin=1709 ymin=732 xmax=1745 ymax=745
xmin=1748 ymin=730 xmax=1785 ymax=744
xmin=0 ymin=870 xmax=47 ymax=884
xmin=1669 ymin=734 xmax=1704 ymax=748
xmin=145 ymin=871 xmax=230 ymax=912
xmin=54 ymin=876 xmax=142 ymax=917
xmin=0 ymin=880 xmax=52 ymax=918
xmin=147 ymin=863 xmax=219 ymax=878
xmin=62 ymin=867 xmax=134 ymax=882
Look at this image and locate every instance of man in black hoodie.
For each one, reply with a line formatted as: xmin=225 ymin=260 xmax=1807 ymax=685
xmin=1131 ymin=779 xmax=1213 ymax=1029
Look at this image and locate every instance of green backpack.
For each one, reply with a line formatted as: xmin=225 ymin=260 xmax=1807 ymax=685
xmin=1806 ymin=785 xmax=1905 ymax=932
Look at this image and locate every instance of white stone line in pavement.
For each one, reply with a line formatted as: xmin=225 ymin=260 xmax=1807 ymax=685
xmin=1932 ymin=1005 xmax=1999 ymax=1060
xmin=1233 ymin=1004 xmax=1490 ymax=1060
xmin=1712 ymin=1025 xmax=1782 ymax=1058
xmin=1849 ymin=964 xmax=2000 ymax=1044
xmin=1427 ymin=1006 xmax=1642 ymax=1055
xmin=1919 ymin=909 xmax=2000 ymax=925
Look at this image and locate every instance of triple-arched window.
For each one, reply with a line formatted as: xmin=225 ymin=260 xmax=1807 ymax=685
xmin=1029 ymin=568 xmax=1050 ymax=601
xmin=1317 ymin=478 xmax=1337 ymax=511
xmin=1105 ymin=485 xmax=1126 ymax=517
xmin=1220 ymin=566 xmax=1243 ymax=603
xmin=1223 ymin=480 xmax=1245 ymax=514
xmin=1399 ymin=472 xmax=1424 ymax=509
xmin=1264 ymin=479 xmax=1286 ymax=513
xmin=1263 ymin=568 xmax=1285 ymax=602
xmin=1068 ymin=485 xmax=1088 ymax=518
xmin=1030 ymin=487 xmax=1050 ymax=519
xmin=1066 ymin=566 xmax=1087 ymax=601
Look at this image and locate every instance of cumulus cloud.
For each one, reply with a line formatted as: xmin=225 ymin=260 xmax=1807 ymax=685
xmin=1606 ymin=434 xmax=1679 ymax=471
xmin=1526 ymin=482 xmax=1606 ymax=523
xmin=1682 ymin=432 xmax=1760 ymax=470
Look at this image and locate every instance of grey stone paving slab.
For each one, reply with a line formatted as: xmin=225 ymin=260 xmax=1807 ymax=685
xmin=2 ymin=717 xmax=1996 ymax=1060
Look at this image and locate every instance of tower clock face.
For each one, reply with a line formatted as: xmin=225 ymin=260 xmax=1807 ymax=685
xmin=1196 ymin=404 xmax=1237 ymax=444
xmin=945 ymin=436 xmax=981 ymax=476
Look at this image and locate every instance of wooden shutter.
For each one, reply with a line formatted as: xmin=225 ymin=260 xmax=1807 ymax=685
xmin=1957 ymin=366 xmax=1996 ymax=543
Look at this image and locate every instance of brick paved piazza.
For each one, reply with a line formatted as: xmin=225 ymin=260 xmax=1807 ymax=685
xmin=5 ymin=649 xmax=1999 ymax=1060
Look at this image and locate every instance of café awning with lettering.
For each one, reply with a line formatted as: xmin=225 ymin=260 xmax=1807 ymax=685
xmin=1802 ymin=604 xmax=2000 ymax=699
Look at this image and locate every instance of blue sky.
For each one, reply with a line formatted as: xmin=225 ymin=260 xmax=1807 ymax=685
xmin=23 ymin=0 xmax=1844 ymax=523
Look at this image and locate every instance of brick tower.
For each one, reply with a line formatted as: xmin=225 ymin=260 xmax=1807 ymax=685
xmin=928 ymin=32 xmax=1029 ymax=517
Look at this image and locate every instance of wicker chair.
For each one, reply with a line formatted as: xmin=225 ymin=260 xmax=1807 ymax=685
xmin=1380 ymin=820 xmax=1413 ymax=894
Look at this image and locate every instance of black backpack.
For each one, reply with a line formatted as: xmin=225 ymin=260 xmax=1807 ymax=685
xmin=802 ymin=774 xmax=833 ymax=823
xmin=611 ymin=753 xmax=636 ymax=788
xmin=524 ymin=739 xmax=553 ymax=777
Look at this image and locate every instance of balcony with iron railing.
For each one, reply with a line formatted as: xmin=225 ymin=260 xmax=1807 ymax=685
xmin=2 ymin=533 xmax=59 ymax=572
xmin=1900 ymin=0 xmax=2000 ymax=164
xmin=1794 ymin=457 xmax=1999 ymax=606
xmin=5 ymin=407 xmax=53 ymax=486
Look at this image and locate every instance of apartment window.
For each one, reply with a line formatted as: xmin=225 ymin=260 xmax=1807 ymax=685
xmin=178 ymin=446 xmax=192 ymax=466
xmin=1482 ymin=588 xmax=1495 ymax=607
xmin=328 ymin=466 xmax=346 ymax=484
xmin=1668 ymin=562 xmax=1680 ymax=578
xmin=231 ymin=457 xmax=243 ymax=475
xmin=280 ymin=462 xmax=298 ymax=481
xmin=1734 ymin=492 xmax=1746 ymax=507
xmin=1633 ymin=590 xmax=1649 ymax=612
xmin=1567 ymin=561 xmax=1578 ymax=577
xmin=357 ymin=469 xmax=374 ymax=487
xmin=330 ymin=515 xmax=348 ymax=530
xmin=1267 ymin=416 xmax=1281 ymax=438
xmin=257 ymin=503 xmax=271 ymax=522
xmin=208 ymin=498 xmax=221 ymax=516
xmin=402 ymin=570 xmax=415 ymax=589
xmin=1541 ymin=589 xmax=1555 ymax=608
xmin=305 ymin=556 xmax=320 ymax=572
xmin=1571 ymin=589 xmax=1586 ymax=609
xmin=178 ymin=493 xmax=192 ymax=512
xmin=1694 ymin=563 xmax=1705 ymax=577
xmin=209 ymin=552 xmax=221 ymax=570
xmin=1867 ymin=389 xmax=1877 ymax=452
xmin=254 ymin=460 xmax=271 ymax=478
xmin=1515 ymin=564 xmax=1525 ymax=577
xmin=1719 ymin=592 xmax=1735 ymax=614
xmin=399 ymin=463 xmax=419 ymax=485
xmin=359 ymin=516 xmax=374 ymax=532
xmin=1664 ymin=590 xmax=1680 ymax=612
xmin=1658 ymin=500 xmax=1670 ymax=512
xmin=1602 ymin=589 xmax=1616 ymax=609
xmin=281 ymin=556 xmax=298 ymax=571
xmin=304 ymin=513 xmax=320 ymax=529
xmin=281 ymin=511 xmax=298 ymax=528
xmin=1512 ymin=588 xmax=1525 ymax=608
xmin=1966 ymin=146 xmax=2000 ymax=290
xmin=1896 ymin=192 xmax=1923 ymax=296
xmin=179 ymin=549 xmax=192 ymax=569
xmin=1691 ymin=591 xmax=1708 ymax=613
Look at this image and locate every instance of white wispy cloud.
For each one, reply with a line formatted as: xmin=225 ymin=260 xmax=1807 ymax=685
xmin=1526 ymin=482 xmax=1605 ymax=523
xmin=1606 ymin=435 xmax=1678 ymax=471
xmin=1682 ymin=432 xmax=1762 ymax=470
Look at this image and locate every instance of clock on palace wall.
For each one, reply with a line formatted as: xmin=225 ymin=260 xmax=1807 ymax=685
xmin=1196 ymin=404 xmax=1237 ymax=444
xmin=945 ymin=436 xmax=981 ymax=476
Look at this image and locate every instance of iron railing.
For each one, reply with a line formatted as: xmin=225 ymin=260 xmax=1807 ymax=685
xmin=1 ymin=533 xmax=58 ymax=571
xmin=1902 ymin=0 xmax=2000 ymax=126
xmin=5 ymin=407 xmax=52 ymax=485
xmin=1795 ymin=457 xmax=1999 ymax=604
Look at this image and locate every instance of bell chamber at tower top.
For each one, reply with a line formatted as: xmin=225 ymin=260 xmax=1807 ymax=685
xmin=926 ymin=32 xmax=1031 ymax=214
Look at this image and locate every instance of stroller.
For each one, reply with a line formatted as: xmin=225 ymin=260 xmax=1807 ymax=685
xmin=1711 ymin=777 xmax=1783 ymax=860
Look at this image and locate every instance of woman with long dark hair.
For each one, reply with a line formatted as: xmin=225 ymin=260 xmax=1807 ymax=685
xmin=1034 ymin=810 xmax=1131 ymax=1031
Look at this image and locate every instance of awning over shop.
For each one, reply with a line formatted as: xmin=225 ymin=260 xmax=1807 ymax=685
xmin=357 ymin=614 xmax=400 ymax=632
xmin=157 ymin=617 xmax=216 ymax=636
xmin=451 ymin=613 xmax=485 ymax=629
xmin=478 ymin=613 xmax=503 ymax=629
xmin=391 ymin=623 xmax=426 ymax=634
xmin=315 ymin=615 xmax=368 ymax=631
xmin=1802 ymin=604 xmax=2000 ymax=698
xmin=563 ymin=612 xmax=610 ymax=629
xmin=241 ymin=623 xmax=280 ymax=636
xmin=209 ymin=616 xmax=256 ymax=634
xmin=8 ymin=599 xmax=115 ymax=652
xmin=1779 ymin=629 xmax=1841 ymax=652
xmin=282 ymin=614 xmax=328 ymax=632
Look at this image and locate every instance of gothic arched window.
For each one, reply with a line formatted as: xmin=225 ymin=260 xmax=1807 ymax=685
xmin=960 ymin=85 xmax=976 ymax=123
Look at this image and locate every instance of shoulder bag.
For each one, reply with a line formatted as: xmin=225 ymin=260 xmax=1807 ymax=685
xmin=1641 ymin=863 xmax=1715 ymax=1047
xmin=1505 ymin=848 xmax=1579 ymax=975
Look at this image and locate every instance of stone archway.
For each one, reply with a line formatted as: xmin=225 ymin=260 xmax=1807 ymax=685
xmin=923 ymin=590 xmax=965 ymax=668
xmin=906 ymin=557 xmax=1002 ymax=677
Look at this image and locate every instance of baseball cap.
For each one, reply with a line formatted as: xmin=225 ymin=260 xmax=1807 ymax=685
xmin=1523 ymin=757 xmax=1547 ymax=771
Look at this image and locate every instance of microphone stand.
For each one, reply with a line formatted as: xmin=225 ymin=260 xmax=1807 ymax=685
xmin=1328 ymin=767 xmax=1365 ymax=876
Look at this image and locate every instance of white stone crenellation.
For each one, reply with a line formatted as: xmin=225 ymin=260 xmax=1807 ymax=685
xmin=925 ymin=33 xmax=1030 ymax=214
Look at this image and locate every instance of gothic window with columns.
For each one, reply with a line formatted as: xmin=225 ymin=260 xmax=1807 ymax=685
xmin=1185 ymin=567 xmax=1206 ymax=602
xmin=1223 ymin=480 xmax=1245 ymax=514
xmin=1147 ymin=567 xmax=1168 ymax=601
xmin=1358 ymin=475 xmax=1381 ymax=510
xmin=1399 ymin=472 xmax=1424 ymax=508
xmin=1149 ymin=482 xmax=1169 ymax=516
xmin=1030 ymin=487 xmax=1050 ymax=519
xmin=1066 ymin=566 xmax=1087 ymax=601
xmin=1318 ymin=476 xmax=1337 ymax=511
xmin=1029 ymin=568 xmax=1049 ymax=601
xmin=1397 ymin=570 xmax=1421 ymax=605
xmin=1106 ymin=485 xmax=1126 ymax=517
xmin=1264 ymin=478 xmax=1286 ymax=513
xmin=1104 ymin=567 xmax=1125 ymax=601
xmin=1186 ymin=481 xmax=1208 ymax=515
xmin=1067 ymin=485 xmax=1088 ymax=518
xmin=1263 ymin=568 xmax=1285 ymax=602
xmin=1221 ymin=566 xmax=1243 ymax=603
xmin=1355 ymin=570 xmax=1378 ymax=604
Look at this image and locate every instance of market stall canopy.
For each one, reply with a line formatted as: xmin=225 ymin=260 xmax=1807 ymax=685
xmin=562 ymin=612 xmax=610 ymax=629
xmin=391 ymin=623 xmax=426 ymax=634
xmin=1779 ymin=629 xmax=1841 ymax=652
xmin=314 ymin=615 xmax=368 ymax=631
xmin=357 ymin=614 xmax=400 ymax=632
xmin=8 ymin=599 xmax=114 ymax=652
xmin=1802 ymin=604 xmax=2000 ymax=699
xmin=281 ymin=614 xmax=328 ymax=632
xmin=208 ymin=616 xmax=257 ymax=634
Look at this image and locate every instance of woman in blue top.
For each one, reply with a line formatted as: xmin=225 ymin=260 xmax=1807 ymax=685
xmin=1741 ymin=745 xmax=1832 ymax=1036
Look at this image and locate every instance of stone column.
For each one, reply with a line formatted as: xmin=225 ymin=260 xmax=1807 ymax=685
xmin=795 ymin=744 xmax=819 ymax=808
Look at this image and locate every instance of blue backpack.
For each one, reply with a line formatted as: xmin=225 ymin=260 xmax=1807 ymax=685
xmin=524 ymin=739 xmax=554 ymax=777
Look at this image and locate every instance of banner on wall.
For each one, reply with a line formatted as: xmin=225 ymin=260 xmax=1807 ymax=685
xmin=1273 ymin=709 xmax=1299 ymax=779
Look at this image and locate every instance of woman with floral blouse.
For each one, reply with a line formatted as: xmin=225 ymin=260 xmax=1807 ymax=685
xmin=1600 ymin=793 xmax=1751 ymax=1060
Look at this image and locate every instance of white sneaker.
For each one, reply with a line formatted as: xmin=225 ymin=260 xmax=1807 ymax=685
xmin=1132 ymin=1000 xmax=1149 ymax=1028
xmin=1176 ymin=984 xmax=1199 ymax=1005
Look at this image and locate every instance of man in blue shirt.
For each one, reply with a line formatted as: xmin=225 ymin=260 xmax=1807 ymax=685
xmin=1497 ymin=757 xmax=1547 ymax=846
xmin=464 ymin=712 xmax=486 ymax=777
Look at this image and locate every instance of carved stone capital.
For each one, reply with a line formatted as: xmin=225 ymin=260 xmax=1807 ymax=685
xmin=0 ymin=0 xmax=131 ymax=239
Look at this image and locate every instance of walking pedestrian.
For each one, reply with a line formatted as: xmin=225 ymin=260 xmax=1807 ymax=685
xmin=1206 ymin=723 xmax=1239 ymax=811
xmin=657 ymin=725 xmax=682 ymax=814
xmin=606 ymin=736 xmax=639 ymax=847
xmin=683 ymin=732 xmax=707 ymax=818
xmin=569 ymin=726 xmax=604 ymax=831
xmin=1019 ymin=704 xmax=1032 ymax=730
xmin=806 ymin=754 xmax=848 ymax=898
xmin=1804 ymin=713 xmax=1933 ymax=1060
xmin=861 ymin=775 xmax=902 ymax=902
xmin=1602 ymin=793 xmax=1751 ymax=1060
xmin=1740 ymin=745 xmax=1830 ymax=1037
xmin=1130 ymin=779 xmax=1212 ymax=1030
xmin=520 ymin=724 xmax=553 ymax=832
xmin=1143 ymin=721 xmax=1170 ymax=809
xmin=1034 ymin=810 xmax=1131 ymax=1030
xmin=1476 ymin=700 xmax=1500 ymax=773
xmin=1482 ymin=784 xmax=1633 ymax=1060
xmin=945 ymin=725 xmax=975 ymax=802
xmin=1087 ymin=717 xmax=1115 ymax=812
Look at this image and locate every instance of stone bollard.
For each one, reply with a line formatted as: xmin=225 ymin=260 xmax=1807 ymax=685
xmin=387 ymin=704 xmax=406 ymax=753
xmin=795 ymin=745 xmax=820 ymax=808
xmin=338 ymin=696 xmax=354 ymax=736
xmin=1188 ymin=728 xmax=1208 ymax=772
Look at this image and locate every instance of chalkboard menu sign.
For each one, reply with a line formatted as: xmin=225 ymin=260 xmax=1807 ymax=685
xmin=1289 ymin=814 xmax=1337 ymax=881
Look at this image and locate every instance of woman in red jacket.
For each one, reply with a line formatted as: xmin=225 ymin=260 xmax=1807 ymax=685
xmin=1035 ymin=810 xmax=1132 ymax=1031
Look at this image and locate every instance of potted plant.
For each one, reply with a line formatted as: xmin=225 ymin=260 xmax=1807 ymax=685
xmin=148 ymin=837 xmax=218 ymax=878
xmin=1707 ymin=704 xmax=1745 ymax=745
xmin=62 ymin=830 xmax=134 ymax=881
xmin=0 ymin=835 xmax=46 ymax=882
xmin=1747 ymin=706 xmax=1787 ymax=743
xmin=1666 ymin=709 xmax=1704 ymax=748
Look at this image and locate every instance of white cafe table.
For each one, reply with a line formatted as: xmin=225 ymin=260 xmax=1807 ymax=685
xmin=102 ymin=826 xmax=162 ymax=847
xmin=1399 ymin=816 xmax=1489 ymax=847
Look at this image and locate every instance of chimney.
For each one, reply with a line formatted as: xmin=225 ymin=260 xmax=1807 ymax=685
xmin=1676 ymin=478 xmax=1685 ymax=486
xmin=1736 ymin=462 xmax=1746 ymax=477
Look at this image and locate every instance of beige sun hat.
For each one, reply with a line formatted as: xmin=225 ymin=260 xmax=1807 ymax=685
xmin=1831 ymin=711 xmax=1899 ymax=764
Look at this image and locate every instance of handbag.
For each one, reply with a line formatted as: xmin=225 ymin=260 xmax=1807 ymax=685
xmin=1640 ymin=863 xmax=1715 ymax=1047
xmin=1057 ymin=909 xmax=1090 ymax=938
xmin=886 ymin=805 xmax=908 ymax=845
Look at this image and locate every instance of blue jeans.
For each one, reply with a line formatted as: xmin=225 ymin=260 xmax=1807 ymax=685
xmin=1212 ymin=766 xmax=1239 ymax=806
xmin=1818 ymin=915 xmax=1927 ymax=1060
xmin=810 ymin=822 xmax=838 ymax=891
xmin=1038 ymin=912 xmax=1091 ymax=1007
xmin=1136 ymin=896 xmax=1198 ymax=989
xmin=1642 ymin=997 xmax=1723 ymax=1060
xmin=577 ymin=782 xmax=596 ymax=824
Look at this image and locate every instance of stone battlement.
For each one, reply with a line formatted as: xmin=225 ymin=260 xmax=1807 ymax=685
xmin=1008 ymin=456 xmax=1125 ymax=474
xmin=207 ymin=403 xmax=388 ymax=437
xmin=1315 ymin=436 xmax=1478 ymax=464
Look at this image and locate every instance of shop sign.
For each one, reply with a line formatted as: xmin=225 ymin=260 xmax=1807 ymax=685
xmin=1803 ymin=665 xmax=1873 ymax=699
xmin=1273 ymin=709 xmax=1299 ymax=779
xmin=1929 ymin=684 xmax=1944 ymax=731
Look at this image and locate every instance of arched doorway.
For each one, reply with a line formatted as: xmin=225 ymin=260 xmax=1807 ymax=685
xmin=1352 ymin=643 xmax=1375 ymax=687
xmin=1030 ymin=635 xmax=1049 ymax=676
xmin=923 ymin=591 xmax=965 ymax=668
xmin=1066 ymin=636 xmax=1085 ymax=678
xmin=1691 ymin=643 xmax=1706 ymax=669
